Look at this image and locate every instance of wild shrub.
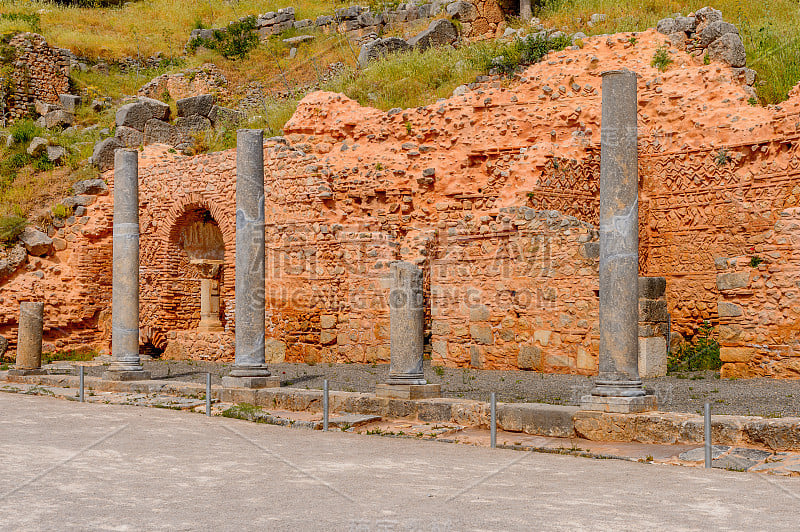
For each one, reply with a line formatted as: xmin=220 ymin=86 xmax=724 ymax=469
xmin=187 ymin=16 xmax=259 ymax=60
xmin=651 ymin=46 xmax=672 ymax=72
xmin=667 ymin=321 xmax=722 ymax=372
xmin=9 ymin=119 xmax=44 ymax=145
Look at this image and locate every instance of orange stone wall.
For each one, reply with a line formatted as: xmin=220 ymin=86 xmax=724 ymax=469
xmin=3 ymin=29 xmax=800 ymax=377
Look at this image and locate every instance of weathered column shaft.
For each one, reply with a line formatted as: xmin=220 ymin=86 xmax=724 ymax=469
xmin=110 ymin=149 xmax=144 ymax=373
xmin=199 ymin=278 xmax=222 ymax=331
xmin=593 ymin=69 xmax=645 ymax=397
xmin=232 ymin=129 xmax=269 ymax=377
xmin=386 ymin=261 xmax=426 ymax=385
xmin=520 ymin=0 xmax=533 ymax=21
xmin=16 ymin=302 xmax=43 ymax=369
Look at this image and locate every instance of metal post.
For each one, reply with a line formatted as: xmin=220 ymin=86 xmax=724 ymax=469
xmin=206 ymin=373 xmax=212 ymax=417
xmin=704 ymin=402 xmax=712 ymax=468
xmin=79 ymin=366 xmax=84 ymax=403
xmin=323 ymin=379 xmax=329 ymax=432
xmin=490 ymin=392 xmax=497 ymax=449
xmin=667 ymin=313 xmax=672 ymax=355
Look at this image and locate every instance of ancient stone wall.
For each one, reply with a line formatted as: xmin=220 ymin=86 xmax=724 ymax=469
xmin=4 ymin=29 xmax=800 ymax=377
xmin=4 ymin=33 xmax=71 ymax=121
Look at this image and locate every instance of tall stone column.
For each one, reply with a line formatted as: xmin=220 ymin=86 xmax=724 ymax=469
xmin=104 ymin=149 xmax=150 ymax=381
xmin=376 ymin=261 xmax=440 ymax=399
xmin=223 ymin=129 xmax=278 ymax=389
xmin=581 ymin=70 xmax=655 ymax=413
xmin=9 ymin=302 xmax=46 ymax=376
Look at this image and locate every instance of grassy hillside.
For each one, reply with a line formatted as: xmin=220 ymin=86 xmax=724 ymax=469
xmin=0 ymin=0 xmax=798 ymax=221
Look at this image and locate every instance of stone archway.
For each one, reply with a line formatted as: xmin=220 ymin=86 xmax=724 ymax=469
xmin=170 ymin=206 xmax=226 ymax=332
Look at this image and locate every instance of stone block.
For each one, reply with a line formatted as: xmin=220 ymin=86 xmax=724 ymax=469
xmin=375 ymin=383 xmax=441 ymax=400
xmin=116 ymin=102 xmax=153 ymax=130
xmin=576 ymin=348 xmax=596 ymax=370
xmin=115 ymin=126 xmax=144 ymax=148
xmin=58 ymin=94 xmax=81 ymax=113
xmin=19 ymin=227 xmax=53 ymax=256
xmin=639 ymin=299 xmax=668 ymax=322
xmin=43 ymin=110 xmax=73 ymax=129
xmin=176 ymin=115 xmax=212 ymax=136
xmin=102 ymin=370 xmax=152 ymax=381
xmin=638 ymin=336 xmax=666 ymax=377
xmin=143 ymin=119 xmax=179 ymax=146
xmin=46 ymin=145 xmax=67 ymax=165
xmin=498 ymin=402 xmax=577 ymax=437
xmin=517 ymin=345 xmax=541 ymax=370
xmin=698 ymin=20 xmax=738 ymax=47
xmin=446 ymin=1 xmax=478 ymax=22
xmin=416 ymin=399 xmax=453 ymax=422
xmin=221 ymin=376 xmax=281 ymax=389
xmin=91 ymin=137 xmax=122 ymax=171
xmin=265 ymin=338 xmax=286 ymax=363
xmin=408 ymin=19 xmax=458 ymax=51
xmin=708 ymin=32 xmax=746 ymax=68
xmin=638 ymin=276 xmax=666 ymax=299
xmin=580 ymin=394 xmax=658 ymax=413
xmin=469 ymin=324 xmax=493 ymax=345
xmin=208 ymin=105 xmax=245 ymax=126
xmin=744 ymin=418 xmax=800 ymax=451
xmin=717 ymin=272 xmax=750 ymax=291
xmin=177 ymin=94 xmax=215 ymax=118
xmin=533 ymin=330 xmax=552 ymax=346
xmin=469 ymin=304 xmax=490 ymax=321
xmin=357 ymin=37 xmax=410 ymax=67
xmin=720 ymin=347 xmax=755 ymax=363
xmin=137 ymin=96 xmax=170 ymax=121
xmin=7 ymin=368 xmax=47 ymax=376
xmin=72 ymin=178 xmax=108 ymax=196
xmin=718 ymin=301 xmax=743 ymax=317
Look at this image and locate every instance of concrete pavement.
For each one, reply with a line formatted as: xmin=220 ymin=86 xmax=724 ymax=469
xmin=0 ymin=393 xmax=798 ymax=531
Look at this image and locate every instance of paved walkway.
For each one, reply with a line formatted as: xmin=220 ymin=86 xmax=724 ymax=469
xmin=1 ymin=394 xmax=799 ymax=530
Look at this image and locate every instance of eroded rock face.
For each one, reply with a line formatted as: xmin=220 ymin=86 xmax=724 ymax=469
xmin=143 ymin=119 xmax=179 ymax=145
xmin=26 ymin=137 xmax=48 ymax=157
xmin=708 ymin=32 xmax=746 ymax=68
xmin=358 ymin=37 xmax=411 ymax=67
xmin=0 ymin=244 xmax=27 ymax=281
xmin=115 ymin=125 xmax=144 ymax=148
xmin=137 ymin=97 xmax=171 ymax=121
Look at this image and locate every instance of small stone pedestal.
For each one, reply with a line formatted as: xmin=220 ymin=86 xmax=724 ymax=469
xmin=221 ymin=375 xmax=280 ymax=389
xmin=375 ymin=383 xmax=441 ymax=400
xmin=579 ymin=394 xmax=657 ymax=414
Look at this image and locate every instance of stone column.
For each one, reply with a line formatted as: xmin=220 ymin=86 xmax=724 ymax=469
xmin=376 ymin=261 xmax=440 ymax=399
xmin=520 ymin=0 xmax=533 ymax=21
xmin=223 ymin=129 xmax=278 ymax=389
xmin=104 ymin=149 xmax=150 ymax=381
xmin=9 ymin=302 xmax=46 ymax=376
xmin=581 ymin=70 xmax=655 ymax=413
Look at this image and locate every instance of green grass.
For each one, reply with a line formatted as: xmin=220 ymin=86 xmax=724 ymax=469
xmin=537 ymin=0 xmax=800 ymax=103
xmin=42 ymin=350 xmax=98 ymax=364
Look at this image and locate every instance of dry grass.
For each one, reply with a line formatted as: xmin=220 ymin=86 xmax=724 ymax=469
xmin=0 ymin=0 xmax=341 ymax=59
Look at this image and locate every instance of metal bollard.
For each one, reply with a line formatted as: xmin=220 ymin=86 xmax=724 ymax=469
xmin=206 ymin=373 xmax=212 ymax=417
xmin=704 ymin=402 xmax=712 ymax=468
xmin=323 ymin=379 xmax=329 ymax=432
xmin=79 ymin=366 xmax=85 ymax=403
xmin=490 ymin=392 xmax=497 ymax=449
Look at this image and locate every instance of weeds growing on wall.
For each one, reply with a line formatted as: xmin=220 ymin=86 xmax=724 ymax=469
xmin=481 ymin=32 xmax=572 ymax=75
xmin=668 ymin=321 xmax=722 ymax=372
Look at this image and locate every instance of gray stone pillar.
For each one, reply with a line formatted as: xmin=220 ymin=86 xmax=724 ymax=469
xmin=520 ymin=0 xmax=533 ymax=21
xmin=9 ymin=302 xmax=46 ymax=376
xmin=376 ymin=261 xmax=439 ymax=399
xmin=104 ymin=149 xmax=149 ymax=381
xmin=223 ymin=129 xmax=278 ymax=389
xmin=582 ymin=70 xmax=655 ymax=413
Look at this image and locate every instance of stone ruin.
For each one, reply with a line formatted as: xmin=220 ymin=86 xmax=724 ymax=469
xmin=2 ymin=19 xmax=800 ymax=380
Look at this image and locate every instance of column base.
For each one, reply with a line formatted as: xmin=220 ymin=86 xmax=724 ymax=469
xmin=102 ymin=370 xmax=151 ymax=381
xmin=375 ymin=383 xmax=441 ymax=400
xmin=221 ymin=375 xmax=280 ymax=389
xmin=8 ymin=368 xmax=47 ymax=376
xmin=580 ymin=394 xmax=658 ymax=413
